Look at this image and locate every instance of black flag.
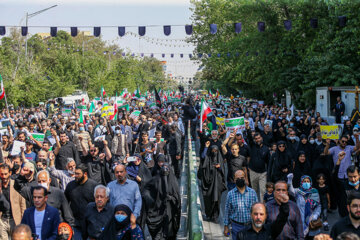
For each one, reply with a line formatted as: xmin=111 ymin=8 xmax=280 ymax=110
xmin=155 ymin=88 xmax=162 ymax=108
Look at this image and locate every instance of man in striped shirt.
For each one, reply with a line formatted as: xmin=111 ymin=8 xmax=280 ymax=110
xmin=224 ymin=169 xmax=258 ymax=240
xmin=266 ymin=181 xmax=304 ymax=240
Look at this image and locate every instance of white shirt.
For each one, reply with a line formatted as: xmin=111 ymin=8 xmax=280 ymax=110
xmin=34 ymin=209 xmax=45 ymax=240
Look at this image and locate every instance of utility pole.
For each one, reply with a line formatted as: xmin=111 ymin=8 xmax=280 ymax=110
xmin=25 ymin=5 xmax=57 ymax=59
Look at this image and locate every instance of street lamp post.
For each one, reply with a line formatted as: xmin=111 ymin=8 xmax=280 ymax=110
xmin=25 ymin=5 xmax=57 ymax=59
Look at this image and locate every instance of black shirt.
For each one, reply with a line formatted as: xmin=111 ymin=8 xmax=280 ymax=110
xmin=55 ymin=141 xmax=80 ymax=170
xmin=84 ymin=202 xmax=114 ymax=239
xmin=225 ymin=152 xmax=247 ymax=183
xmin=65 ymin=179 xmax=99 ymax=227
xmin=2 ymin=184 xmax=11 ymax=218
xmin=237 ymin=202 xmax=290 ymax=240
xmin=331 ymin=216 xmax=360 ymax=239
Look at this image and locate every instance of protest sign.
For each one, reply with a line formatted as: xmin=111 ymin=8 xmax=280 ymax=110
xmin=139 ymin=102 xmax=145 ymax=107
xmin=118 ymin=104 xmax=130 ymax=111
xmin=62 ymin=109 xmax=72 ymax=117
xmin=95 ymin=135 xmax=106 ymax=142
xmin=11 ymin=141 xmax=26 ymax=156
xmin=216 ymin=117 xmax=225 ymax=126
xmin=264 ymin=119 xmax=273 ymax=128
xmin=101 ymin=106 xmax=114 ymax=117
xmin=77 ymin=105 xmax=87 ymax=110
xmin=31 ymin=133 xmax=45 ymax=143
xmin=224 ymin=117 xmax=245 ymax=132
xmin=130 ymin=110 xmax=141 ymax=119
xmin=320 ymin=125 xmax=340 ymax=140
xmin=0 ymin=119 xmax=11 ymax=128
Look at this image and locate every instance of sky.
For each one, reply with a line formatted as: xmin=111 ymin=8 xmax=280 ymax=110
xmin=0 ymin=0 xmax=199 ymax=79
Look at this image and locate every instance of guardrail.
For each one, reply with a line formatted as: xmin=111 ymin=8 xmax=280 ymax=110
xmin=187 ymin=120 xmax=204 ymax=240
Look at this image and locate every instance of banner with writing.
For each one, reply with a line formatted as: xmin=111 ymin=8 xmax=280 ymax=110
xmin=320 ymin=125 xmax=340 ymax=140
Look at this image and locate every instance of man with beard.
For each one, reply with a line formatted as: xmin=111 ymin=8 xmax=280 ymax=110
xmin=237 ymin=197 xmax=290 ymax=240
xmin=65 ymin=164 xmax=98 ymax=240
xmin=144 ymin=162 xmax=181 ymax=240
xmin=331 ymin=192 xmax=360 ymax=238
xmin=81 ymin=140 xmax=113 ymax=185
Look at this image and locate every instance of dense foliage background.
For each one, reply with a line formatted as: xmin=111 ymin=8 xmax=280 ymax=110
xmin=189 ymin=0 xmax=360 ymax=107
xmin=0 ymin=29 xmax=170 ymax=107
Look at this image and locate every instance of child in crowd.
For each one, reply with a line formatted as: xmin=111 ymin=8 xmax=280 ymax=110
xmin=317 ymin=173 xmax=330 ymax=231
xmin=263 ymin=182 xmax=274 ymax=203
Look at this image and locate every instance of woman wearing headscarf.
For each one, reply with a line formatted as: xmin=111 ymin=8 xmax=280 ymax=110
xmin=269 ymin=141 xmax=293 ymax=183
xmin=57 ymin=222 xmax=73 ymax=240
xmin=199 ymin=144 xmax=226 ymax=221
xmin=293 ymin=152 xmax=313 ymax=188
xmin=99 ymin=204 xmax=144 ymax=240
xmin=287 ymin=174 xmax=322 ymax=239
xmin=297 ymin=134 xmax=314 ymax=166
xmin=143 ymin=162 xmax=181 ymax=240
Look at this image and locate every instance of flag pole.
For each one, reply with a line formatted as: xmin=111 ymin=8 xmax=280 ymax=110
xmin=4 ymin=92 xmax=9 ymax=113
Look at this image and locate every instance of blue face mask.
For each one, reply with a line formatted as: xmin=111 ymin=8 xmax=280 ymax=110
xmin=302 ymin=182 xmax=311 ymax=190
xmin=79 ymin=127 xmax=85 ymax=131
xmin=115 ymin=214 xmax=127 ymax=223
xmin=349 ymin=181 xmax=359 ymax=187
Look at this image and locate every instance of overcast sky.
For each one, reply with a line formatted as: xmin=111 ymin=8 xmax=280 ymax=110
xmin=0 ymin=0 xmax=198 ymax=78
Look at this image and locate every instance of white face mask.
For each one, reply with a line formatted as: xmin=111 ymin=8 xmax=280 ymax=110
xmin=309 ymin=140 xmax=315 ymax=144
xmin=115 ymin=130 xmax=121 ymax=135
xmin=38 ymin=182 xmax=48 ymax=189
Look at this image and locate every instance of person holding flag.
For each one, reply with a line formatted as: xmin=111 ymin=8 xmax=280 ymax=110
xmin=200 ymin=98 xmax=212 ymax=133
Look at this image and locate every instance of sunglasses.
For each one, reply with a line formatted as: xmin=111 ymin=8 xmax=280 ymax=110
xmin=341 ymin=140 xmax=348 ymax=144
xmin=278 ymin=145 xmax=285 ymax=148
xmin=89 ymin=149 xmax=96 ymax=152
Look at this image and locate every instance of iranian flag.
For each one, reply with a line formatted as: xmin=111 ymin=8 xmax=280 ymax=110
xmin=215 ymin=89 xmax=219 ymax=98
xmin=209 ymin=90 xmax=213 ymax=97
xmin=0 ymin=75 xmax=5 ymax=100
xmin=79 ymin=110 xmax=86 ymax=124
xmin=200 ymin=98 xmax=212 ymax=133
xmin=101 ymin=86 xmax=106 ymax=98
xmin=89 ymin=101 xmax=96 ymax=114
xmin=110 ymin=102 xmax=118 ymax=120
xmin=134 ymin=87 xmax=141 ymax=98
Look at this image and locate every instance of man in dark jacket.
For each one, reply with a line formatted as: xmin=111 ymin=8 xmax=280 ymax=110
xmin=166 ymin=125 xmax=182 ymax=178
xmin=333 ymin=96 xmax=345 ymax=124
xmin=21 ymin=186 xmax=60 ymax=240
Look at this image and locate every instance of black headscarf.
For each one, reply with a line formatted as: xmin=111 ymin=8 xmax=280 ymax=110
xmin=293 ymin=151 xmax=312 ymax=188
xmin=99 ymin=204 xmax=132 ymax=240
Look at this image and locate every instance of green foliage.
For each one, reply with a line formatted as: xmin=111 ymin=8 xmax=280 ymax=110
xmin=190 ymin=0 xmax=360 ymax=107
xmin=0 ymin=30 xmax=169 ymax=107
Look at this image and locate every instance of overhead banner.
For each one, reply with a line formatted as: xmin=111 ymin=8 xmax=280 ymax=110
xmin=320 ymin=125 xmax=340 ymax=140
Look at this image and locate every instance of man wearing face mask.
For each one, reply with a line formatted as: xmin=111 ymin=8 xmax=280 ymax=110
xmin=333 ymin=152 xmax=360 ymax=217
xmin=35 ymin=157 xmax=59 ymax=188
xmin=14 ymin=170 xmax=75 ymax=227
xmin=111 ymin=126 xmax=129 ymax=162
xmin=144 ymin=162 xmax=181 ymax=240
xmin=224 ymin=169 xmax=258 ymax=240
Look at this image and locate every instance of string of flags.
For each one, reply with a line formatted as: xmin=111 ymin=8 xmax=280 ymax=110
xmin=0 ymin=16 xmax=348 ymax=37
xmin=124 ymin=32 xmax=192 ymax=48
xmin=41 ymin=42 xmax=303 ymax=59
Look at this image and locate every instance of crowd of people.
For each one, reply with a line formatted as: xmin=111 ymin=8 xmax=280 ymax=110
xmin=196 ymin=96 xmax=360 ymax=240
xmin=0 ymin=93 xmax=360 ymax=240
xmin=0 ymin=96 xmax=191 ymax=240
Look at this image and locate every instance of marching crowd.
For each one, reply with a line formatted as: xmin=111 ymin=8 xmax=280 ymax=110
xmin=197 ymin=96 xmax=360 ymax=240
xmin=0 ymin=94 xmax=360 ymax=240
